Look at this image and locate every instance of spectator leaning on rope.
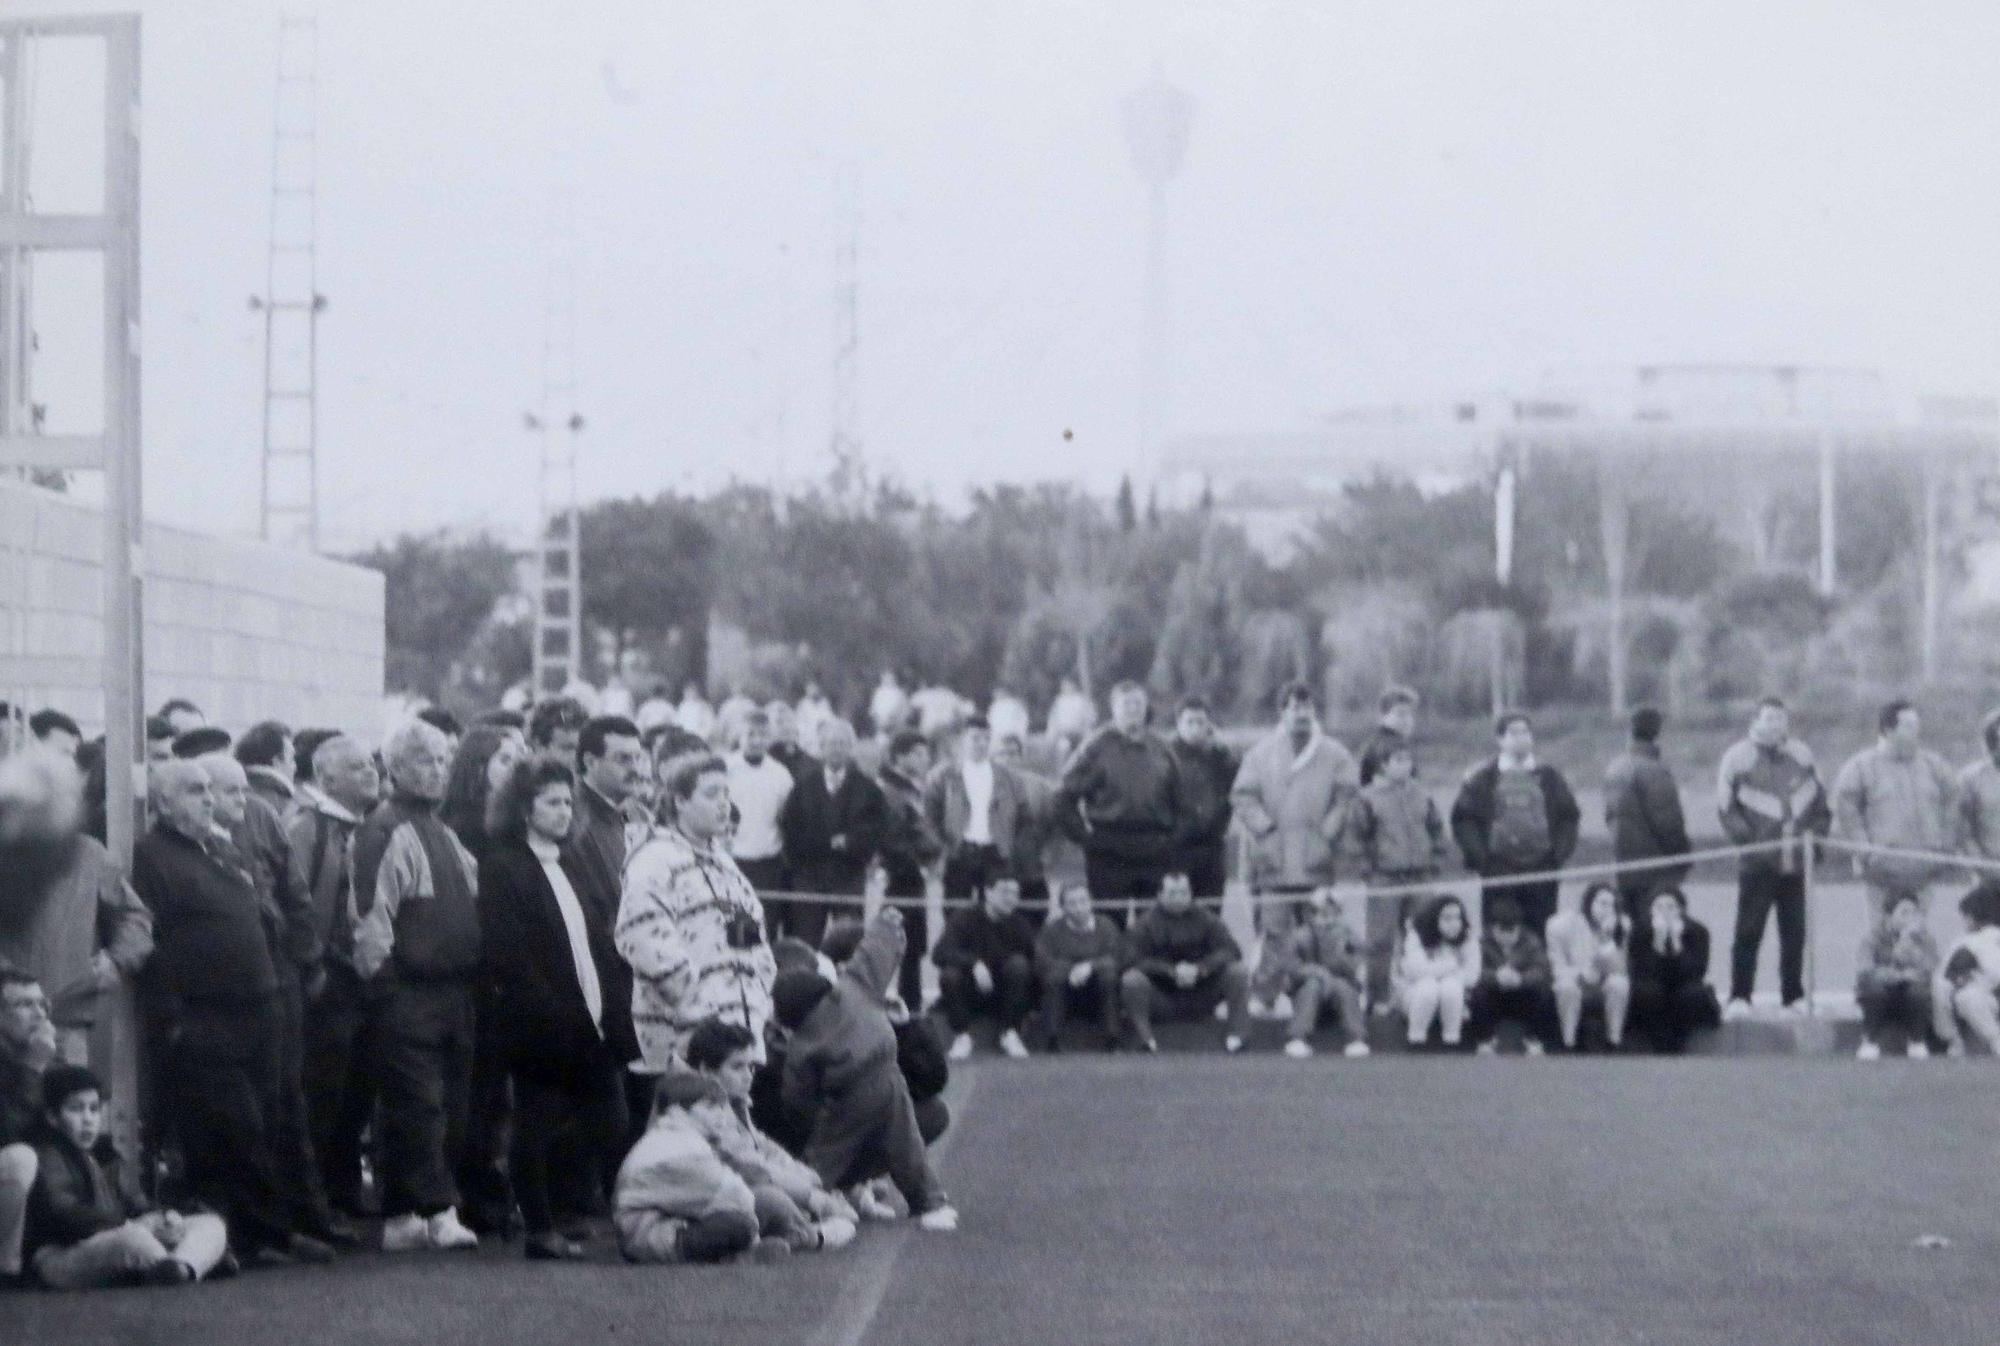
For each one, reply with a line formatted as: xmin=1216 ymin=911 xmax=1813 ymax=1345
xmin=1716 ymin=696 xmax=1829 ymax=1019
xmin=617 ymin=751 xmax=776 ymax=1076
xmin=1603 ymin=706 xmax=1691 ymax=913
xmin=1449 ymin=712 xmax=1581 ymax=933
xmin=1831 ymin=699 xmax=1960 ymax=914
xmin=1057 ymin=682 xmax=1187 ymax=920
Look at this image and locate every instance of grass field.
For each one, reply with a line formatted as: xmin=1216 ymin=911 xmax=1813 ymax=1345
xmin=8 ymin=1055 xmax=1996 ymax=1346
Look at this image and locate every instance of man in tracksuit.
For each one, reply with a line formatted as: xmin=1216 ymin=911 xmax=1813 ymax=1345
xmin=351 ymin=720 xmax=483 ymax=1254
xmin=1056 ymin=682 xmax=1187 ymax=923
xmin=1716 ymin=697 xmax=1830 ymax=1018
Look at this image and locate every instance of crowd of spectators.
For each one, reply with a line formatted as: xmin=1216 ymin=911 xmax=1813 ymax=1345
xmin=2 ymin=674 xmax=1999 ymax=1291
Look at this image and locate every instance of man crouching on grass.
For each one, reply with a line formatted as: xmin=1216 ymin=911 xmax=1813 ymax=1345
xmin=770 ymin=907 xmax=958 ymax=1232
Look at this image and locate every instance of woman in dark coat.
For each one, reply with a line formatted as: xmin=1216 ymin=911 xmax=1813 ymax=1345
xmin=477 ymin=755 xmax=630 ymax=1260
xmin=1627 ymin=888 xmax=1720 ymax=1053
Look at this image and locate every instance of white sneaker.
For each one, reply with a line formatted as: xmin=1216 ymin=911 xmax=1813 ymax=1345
xmin=1524 ymin=1039 xmax=1546 ymax=1057
xmin=426 ymin=1207 xmax=480 ymax=1250
xmin=381 ymin=1213 xmax=430 ymax=1253
xmin=1247 ymin=996 xmax=1271 ymax=1019
xmin=1856 ymin=1038 xmax=1882 ymax=1061
xmin=1475 ymin=1040 xmax=1498 ymax=1056
xmin=947 ymin=1032 xmax=974 ymax=1062
xmin=1342 ymin=1040 xmax=1371 ymax=1059
xmin=916 ymin=1205 xmax=959 ymax=1232
xmin=1283 ymin=1037 xmax=1313 ymax=1059
xmin=1213 ymin=1000 xmax=1231 ymax=1022
xmin=815 ymin=1217 xmax=857 ymax=1250
xmin=849 ymin=1184 xmax=899 ymax=1221
xmin=997 ymin=1028 xmax=1029 ymax=1059
xmin=1268 ymin=994 xmax=1294 ymax=1022
xmin=1722 ymin=998 xmax=1752 ymax=1023
xmin=1907 ymin=1040 xmax=1931 ymax=1060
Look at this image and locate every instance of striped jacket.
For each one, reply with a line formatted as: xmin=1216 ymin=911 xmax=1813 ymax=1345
xmin=615 ymin=825 xmax=774 ymax=1072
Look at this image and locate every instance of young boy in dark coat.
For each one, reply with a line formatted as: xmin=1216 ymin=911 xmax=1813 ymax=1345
xmin=771 ymin=908 xmax=958 ymax=1232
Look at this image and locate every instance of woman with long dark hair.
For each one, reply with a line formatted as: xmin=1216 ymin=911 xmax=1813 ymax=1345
xmin=477 ymin=754 xmax=626 ymax=1260
xmin=440 ymin=724 xmax=526 ymax=858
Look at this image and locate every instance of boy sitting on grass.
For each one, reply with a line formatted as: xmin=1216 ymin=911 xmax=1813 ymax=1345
xmin=1855 ymin=891 xmax=1940 ymax=1059
xmin=26 ymin=1066 xmax=231 ymax=1289
xmin=615 ymin=1071 xmax=796 ymax=1264
xmin=683 ymin=1018 xmax=857 ymax=1252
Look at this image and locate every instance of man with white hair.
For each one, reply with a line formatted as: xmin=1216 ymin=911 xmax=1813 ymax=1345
xmin=131 ymin=759 xmax=334 ymax=1266
xmin=0 ymin=749 xmax=152 ymax=1066
xmin=777 ymin=717 xmax=886 ymax=947
xmin=198 ymin=752 xmax=353 ymax=1249
xmin=350 ymin=721 xmax=483 ymax=1253
xmin=288 ymin=734 xmax=382 ymax=1218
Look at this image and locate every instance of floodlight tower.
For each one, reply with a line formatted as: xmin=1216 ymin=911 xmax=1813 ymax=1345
xmin=529 ymin=145 xmax=583 ymax=700
xmin=1122 ymin=67 xmax=1194 ymax=476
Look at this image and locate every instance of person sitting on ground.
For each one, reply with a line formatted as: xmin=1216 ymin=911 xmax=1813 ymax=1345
xmin=1034 ymin=882 xmax=1126 ymax=1051
xmin=1253 ymin=889 xmax=1369 ymax=1060
xmin=932 ymin=871 xmax=1039 ymax=1061
xmin=683 ymin=1019 xmax=857 ymax=1252
xmin=0 ymin=970 xmax=57 ymax=1288
xmin=1627 ymin=888 xmax=1720 ymax=1053
xmin=614 ymin=1072 xmax=791 ymax=1265
xmin=1399 ymin=895 xmax=1478 ymax=1049
xmin=26 ymin=1065 xmax=230 ymax=1289
xmin=1855 ymin=891 xmax=1940 ymax=1060
xmin=1469 ymin=895 xmax=1555 ymax=1056
xmin=1545 ymin=883 xmax=1631 ymax=1051
xmin=1119 ymin=871 xmax=1251 ymax=1054
xmin=769 ymin=908 xmax=958 ymax=1232
xmin=1932 ymin=883 xmax=2000 ymax=1057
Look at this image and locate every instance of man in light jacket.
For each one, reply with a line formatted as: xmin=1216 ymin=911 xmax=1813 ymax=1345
xmin=1832 ymin=699 xmax=1960 ymax=915
xmin=1230 ymin=682 xmax=1357 ymax=931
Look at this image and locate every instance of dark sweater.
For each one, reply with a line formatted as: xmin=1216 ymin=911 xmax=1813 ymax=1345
xmin=1169 ymin=739 xmax=1237 ymax=849
xmin=931 ymin=906 xmax=1039 ymax=973
xmin=1056 ymin=727 xmax=1185 ymax=858
xmin=132 ymin=823 xmax=279 ymax=1030
xmin=26 ymin=1130 xmax=149 ymax=1260
xmin=1128 ymin=905 xmax=1239 ymax=980
xmin=1035 ymin=916 xmax=1127 ymax=979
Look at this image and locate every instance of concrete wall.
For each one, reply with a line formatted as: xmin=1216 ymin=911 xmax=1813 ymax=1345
xmin=0 ymin=480 xmax=385 ymax=738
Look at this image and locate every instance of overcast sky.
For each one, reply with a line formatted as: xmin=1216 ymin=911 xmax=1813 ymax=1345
xmin=20 ymin=0 xmax=2000 ymax=545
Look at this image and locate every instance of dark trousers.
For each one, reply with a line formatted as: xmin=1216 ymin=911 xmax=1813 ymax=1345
xmin=937 ymin=954 xmax=1034 ymax=1034
xmin=269 ymin=974 xmax=335 ymax=1229
xmin=1039 ymin=959 xmax=1122 ymax=1043
xmin=1482 ymin=875 xmax=1560 ymax=933
xmin=510 ymin=1057 xmax=621 ymax=1237
xmin=884 ymin=865 xmax=928 ymax=1010
xmin=373 ymin=979 xmax=476 ymax=1218
xmin=776 ymin=864 xmax=863 ymax=950
xmin=1730 ymin=870 xmax=1806 ymax=1004
xmin=1468 ymin=982 xmax=1556 ymax=1047
xmin=1630 ymin=978 xmax=1718 ymax=1053
xmin=737 ymin=854 xmax=788 ymax=896
xmin=1119 ymin=964 xmax=1250 ymax=1040
xmin=943 ymin=844 xmax=1007 ymax=899
xmin=1083 ymin=849 xmax=1173 ymax=924
xmin=1181 ymin=842 xmax=1228 ymax=900
xmin=456 ymin=986 xmax=515 ymax=1232
xmin=162 ymin=999 xmax=297 ymax=1254
xmin=1858 ymin=980 xmax=1933 ymax=1042
xmin=303 ymin=964 xmax=378 ymax=1213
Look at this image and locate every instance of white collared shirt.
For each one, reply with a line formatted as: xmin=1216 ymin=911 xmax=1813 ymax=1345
xmin=962 ymin=759 xmax=996 ymax=844
xmin=529 ymin=835 xmax=604 ymax=1033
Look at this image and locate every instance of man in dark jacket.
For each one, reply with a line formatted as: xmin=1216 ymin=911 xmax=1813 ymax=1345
xmin=197 ymin=753 xmax=352 ymax=1248
xmin=1715 ymin=696 xmax=1830 ymax=1019
xmin=1168 ymin=698 xmax=1237 ymax=899
xmin=132 ymin=760 xmax=332 ymax=1266
xmin=932 ymin=872 xmax=1039 ymax=1061
xmin=877 ymin=731 xmax=941 ymax=1009
xmin=235 ymin=719 xmax=299 ymax=818
xmin=1449 ymin=713 xmax=1581 ymax=933
xmin=565 ymin=716 xmax=644 ymax=1066
xmin=777 ymin=718 xmax=885 ymax=948
xmin=1604 ymin=706 xmax=1691 ymax=913
xmin=1118 ymin=871 xmax=1249 ymax=1052
xmin=350 ymin=721 xmax=483 ymax=1253
xmin=1056 ymin=682 xmax=1186 ymax=921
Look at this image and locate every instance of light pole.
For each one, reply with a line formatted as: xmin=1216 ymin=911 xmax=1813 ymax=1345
xmin=1122 ymin=67 xmax=1194 ymax=478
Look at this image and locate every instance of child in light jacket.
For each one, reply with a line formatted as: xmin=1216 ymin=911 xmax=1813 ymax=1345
xmin=1545 ymin=883 xmax=1631 ymax=1050
xmin=1933 ymin=883 xmax=2000 ymax=1056
xmin=615 ymin=1072 xmax=782 ymax=1265
xmin=1855 ymin=891 xmax=1939 ymax=1058
xmin=1252 ymin=891 xmax=1369 ymax=1059
xmin=1399 ymin=895 xmax=1479 ymax=1048
xmin=1348 ymin=743 xmax=1451 ymax=1011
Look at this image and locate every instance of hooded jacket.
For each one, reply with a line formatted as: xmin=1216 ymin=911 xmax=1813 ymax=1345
xmin=614 ymin=1107 xmax=755 ymax=1225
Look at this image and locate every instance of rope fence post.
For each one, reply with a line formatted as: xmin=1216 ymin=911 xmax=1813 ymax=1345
xmin=1802 ymin=832 xmax=1818 ymax=1018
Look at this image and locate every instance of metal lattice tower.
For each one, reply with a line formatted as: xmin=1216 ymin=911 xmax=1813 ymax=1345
xmin=828 ymin=165 xmax=861 ymax=496
xmin=529 ymin=162 xmax=583 ymax=699
xmin=254 ymin=14 xmax=325 ymax=550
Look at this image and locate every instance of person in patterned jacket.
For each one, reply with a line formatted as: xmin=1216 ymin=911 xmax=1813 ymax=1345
xmin=617 ymin=753 xmax=776 ymax=1079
